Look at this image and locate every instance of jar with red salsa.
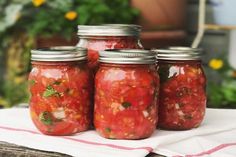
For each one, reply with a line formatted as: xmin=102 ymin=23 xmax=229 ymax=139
xmin=94 ymin=49 xmax=159 ymax=139
xmin=154 ymin=47 xmax=206 ymax=130
xmin=29 ymin=47 xmax=92 ymax=135
xmin=76 ymin=24 xmax=143 ymax=72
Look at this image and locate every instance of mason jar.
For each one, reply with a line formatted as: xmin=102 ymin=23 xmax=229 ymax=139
xmin=29 ymin=47 xmax=92 ymax=135
xmin=94 ymin=49 xmax=159 ymax=139
xmin=76 ymin=24 xmax=143 ymax=72
xmin=154 ymin=47 xmax=207 ymax=130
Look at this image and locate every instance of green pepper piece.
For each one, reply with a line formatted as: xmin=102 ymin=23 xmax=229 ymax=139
xmin=53 ymin=81 xmax=61 ymax=85
xmin=122 ymin=102 xmax=131 ymax=108
xmin=39 ymin=111 xmax=53 ymax=125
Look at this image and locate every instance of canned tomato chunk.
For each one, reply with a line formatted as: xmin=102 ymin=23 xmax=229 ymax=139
xmin=77 ymin=24 xmax=143 ymax=72
xmin=154 ymin=47 xmax=207 ymax=130
xmin=94 ymin=49 xmax=159 ymax=139
xmin=29 ymin=47 xmax=92 ymax=135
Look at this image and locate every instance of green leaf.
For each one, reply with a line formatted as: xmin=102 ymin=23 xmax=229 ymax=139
xmin=122 ymin=102 xmax=131 ymax=108
xmin=43 ymin=85 xmax=59 ymax=98
xmin=221 ymin=86 xmax=236 ymax=103
xmin=76 ymin=5 xmax=90 ymax=24
xmin=207 ymin=82 xmax=224 ymax=107
xmin=39 ymin=111 xmax=53 ymax=125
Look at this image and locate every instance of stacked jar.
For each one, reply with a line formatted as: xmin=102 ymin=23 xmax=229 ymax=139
xmin=94 ymin=49 xmax=159 ymax=139
xmin=76 ymin=24 xmax=143 ymax=73
xmin=76 ymin=24 xmax=144 ymax=129
xmin=154 ymin=47 xmax=207 ymax=130
xmin=29 ymin=47 xmax=93 ymax=135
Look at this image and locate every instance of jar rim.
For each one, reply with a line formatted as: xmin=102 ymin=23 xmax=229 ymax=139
xmin=31 ymin=46 xmax=87 ymax=62
xmin=99 ymin=49 xmax=156 ymax=64
xmin=77 ymin=24 xmax=141 ymax=37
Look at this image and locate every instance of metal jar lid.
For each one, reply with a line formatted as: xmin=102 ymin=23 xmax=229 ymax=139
xmin=31 ymin=46 xmax=87 ymax=61
xmin=77 ymin=24 xmax=141 ymax=37
xmin=153 ymin=46 xmax=202 ymax=60
xmin=168 ymin=46 xmax=203 ymax=52
xmin=99 ymin=49 xmax=156 ymax=64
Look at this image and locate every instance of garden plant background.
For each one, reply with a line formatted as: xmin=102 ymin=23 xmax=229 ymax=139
xmin=206 ymin=57 xmax=236 ymax=108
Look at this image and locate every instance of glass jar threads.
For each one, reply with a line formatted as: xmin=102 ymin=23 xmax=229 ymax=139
xmin=154 ymin=47 xmax=207 ymax=130
xmin=76 ymin=24 xmax=143 ymax=72
xmin=29 ymin=47 xmax=92 ymax=135
xmin=94 ymin=49 xmax=159 ymax=139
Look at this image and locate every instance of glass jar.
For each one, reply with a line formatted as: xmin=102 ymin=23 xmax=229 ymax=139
xmin=76 ymin=24 xmax=143 ymax=72
xmin=154 ymin=47 xmax=207 ymax=130
xmin=94 ymin=49 xmax=159 ymax=139
xmin=29 ymin=47 xmax=92 ymax=135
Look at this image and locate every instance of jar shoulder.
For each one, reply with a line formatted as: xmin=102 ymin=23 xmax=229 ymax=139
xmin=76 ymin=37 xmax=143 ymax=50
xmin=29 ymin=64 xmax=90 ymax=80
xmin=95 ymin=65 xmax=158 ymax=86
xmin=159 ymin=62 xmax=206 ymax=79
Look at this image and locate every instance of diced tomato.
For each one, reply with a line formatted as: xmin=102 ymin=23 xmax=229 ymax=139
xmin=80 ymin=36 xmax=143 ymax=72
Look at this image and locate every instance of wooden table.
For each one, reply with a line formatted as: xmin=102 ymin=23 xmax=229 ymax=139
xmin=0 ymin=141 xmax=165 ymax=157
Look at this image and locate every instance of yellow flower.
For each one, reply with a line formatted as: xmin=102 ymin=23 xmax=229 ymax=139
xmin=65 ymin=11 xmax=77 ymax=21
xmin=32 ymin=0 xmax=45 ymax=7
xmin=209 ymin=59 xmax=224 ymax=70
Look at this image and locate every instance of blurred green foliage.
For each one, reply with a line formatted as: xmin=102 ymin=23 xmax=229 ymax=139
xmin=0 ymin=0 xmax=139 ymax=107
xmin=206 ymin=57 xmax=236 ymax=108
xmin=0 ymin=0 xmax=139 ymax=39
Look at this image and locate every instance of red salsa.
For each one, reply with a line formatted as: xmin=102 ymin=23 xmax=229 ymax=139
xmin=156 ymin=47 xmax=206 ymax=130
xmin=77 ymin=25 xmax=143 ymax=72
xmin=94 ymin=50 xmax=159 ymax=139
xmin=29 ymin=47 xmax=92 ymax=135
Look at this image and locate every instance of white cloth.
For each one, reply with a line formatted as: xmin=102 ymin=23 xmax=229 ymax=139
xmin=0 ymin=108 xmax=236 ymax=157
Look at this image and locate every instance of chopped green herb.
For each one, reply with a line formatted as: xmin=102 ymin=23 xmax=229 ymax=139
xmin=43 ymin=85 xmax=60 ymax=98
xmin=29 ymin=80 xmax=36 ymax=86
xmin=105 ymin=127 xmax=111 ymax=133
xmin=122 ymin=102 xmax=131 ymax=108
xmin=53 ymin=81 xmax=61 ymax=85
xmin=39 ymin=111 xmax=53 ymax=125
